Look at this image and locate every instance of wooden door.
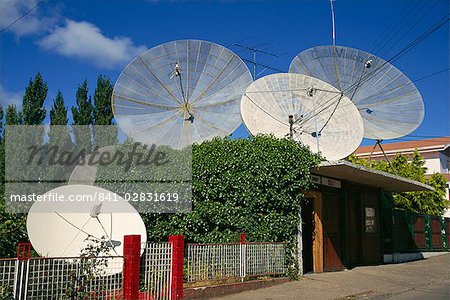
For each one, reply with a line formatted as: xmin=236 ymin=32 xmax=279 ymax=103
xmin=361 ymin=189 xmax=381 ymax=265
xmin=347 ymin=191 xmax=363 ymax=267
xmin=322 ymin=193 xmax=344 ymax=272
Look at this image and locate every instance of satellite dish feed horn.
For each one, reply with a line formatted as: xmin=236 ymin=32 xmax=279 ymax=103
xmin=290 ymin=45 xmax=424 ymax=140
xmin=90 ymin=203 xmax=102 ymax=218
xmin=112 ymin=39 xmax=253 ymax=149
xmin=240 ymin=73 xmax=364 ymax=161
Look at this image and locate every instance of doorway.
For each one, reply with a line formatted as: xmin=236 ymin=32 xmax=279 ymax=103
xmin=322 ymin=192 xmax=344 ymax=272
xmin=302 ymin=198 xmax=314 ymax=274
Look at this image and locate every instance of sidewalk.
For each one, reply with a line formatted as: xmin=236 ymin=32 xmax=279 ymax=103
xmin=216 ymin=253 xmax=450 ymax=300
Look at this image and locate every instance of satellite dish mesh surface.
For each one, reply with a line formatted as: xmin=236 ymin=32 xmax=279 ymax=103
xmin=289 ymin=45 xmax=424 ymax=140
xmin=241 ymin=73 xmax=364 ymax=161
xmin=27 ymin=185 xmax=147 ymax=262
xmin=112 ymin=39 xmax=253 ymax=149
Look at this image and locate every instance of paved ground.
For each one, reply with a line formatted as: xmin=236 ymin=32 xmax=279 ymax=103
xmin=216 ymin=253 xmax=450 ymax=300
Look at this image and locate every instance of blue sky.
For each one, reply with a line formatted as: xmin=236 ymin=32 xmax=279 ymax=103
xmin=0 ymin=0 xmax=448 ymax=146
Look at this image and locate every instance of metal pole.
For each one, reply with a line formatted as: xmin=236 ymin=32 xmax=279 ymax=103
xmin=330 ymin=0 xmax=336 ymax=47
xmin=253 ymin=50 xmax=257 ymax=80
xmin=288 ymin=115 xmax=294 ymax=139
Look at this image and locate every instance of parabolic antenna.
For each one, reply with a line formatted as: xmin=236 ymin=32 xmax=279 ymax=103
xmin=112 ymin=39 xmax=253 ymax=149
xmin=27 ymin=185 xmax=147 ymax=267
xmin=289 ymin=45 xmax=424 ymax=140
xmin=240 ymin=73 xmax=364 ymax=161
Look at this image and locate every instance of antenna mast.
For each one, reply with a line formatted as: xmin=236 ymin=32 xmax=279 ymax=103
xmin=234 ymin=43 xmax=280 ymax=79
xmin=330 ymin=0 xmax=336 ymax=47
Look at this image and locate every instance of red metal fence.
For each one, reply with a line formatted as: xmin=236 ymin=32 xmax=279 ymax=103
xmin=0 ymin=234 xmax=287 ymax=299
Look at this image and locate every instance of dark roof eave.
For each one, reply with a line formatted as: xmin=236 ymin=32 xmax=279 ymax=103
xmin=311 ymin=160 xmax=434 ymax=192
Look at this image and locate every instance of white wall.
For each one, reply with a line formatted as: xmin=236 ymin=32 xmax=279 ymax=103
xmin=423 ymin=157 xmax=442 ymax=174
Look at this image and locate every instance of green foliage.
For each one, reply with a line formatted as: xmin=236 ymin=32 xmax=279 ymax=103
xmin=93 ymin=75 xmax=114 ymax=126
xmin=5 ymin=105 xmax=21 ymax=125
xmin=0 ymin=106 xmax=4 ymax=195
xmin=0 ymin=284 xmax=13 ymax=300
xmin=0 ymin=196 xmax=27 ymax=257
xmin=64 ymin=236 xmax=111 ymax=300
xmin=92 ymin=75 xmax=116 ymax=145
xmin=72 ymin=80 xmax=93 ymax=126
xmin=349 ymin=150 xmax=448 ymax=216
xmin=72 ymin=80 xmax=94 ymax=152
xmin=0 ymin=106 xmax=3 ymax=137
xmin=50 ymin=91 xmax=68 ymax=125
xmin=22 ymin=72 xmax=47 ymax=125
xmin=140 ymin=135 xmax=321 ymax=277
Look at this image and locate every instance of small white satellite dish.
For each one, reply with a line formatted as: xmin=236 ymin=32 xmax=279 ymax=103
xmin=112 ymin=39 xmax=253 ymax=149
xmin=26 ymin=185 xmax=147 ymax=274
xmin=240 ymin=73 xmax=364 ymax=161
xmin=289 ymin=45 xmax=424 ymax=140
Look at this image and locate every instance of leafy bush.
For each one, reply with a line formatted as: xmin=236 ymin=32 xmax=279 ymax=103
xmin=140 ymin=135 xmax=322 ymax=277
xmin=349 ymin=150 xmax=448 ymax=216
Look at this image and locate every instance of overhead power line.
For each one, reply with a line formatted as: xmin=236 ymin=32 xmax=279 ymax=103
xmin=342 ymin=13 xmax=449 ymax=99
xmin=0 ymin=0 xmax=47 ymax=35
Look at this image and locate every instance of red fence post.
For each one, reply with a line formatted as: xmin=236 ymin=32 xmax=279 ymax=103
xmin=16 ymin=243 xmax=31 ymax=260
xmin=240 ymin=234 xmax=246 ymax=279
xmin=123 ymin=235 xmax=141 ymax=300
xmin=169 ymin=235 xmax=184 ymax=300
xmin=240 ymin=233 xmax=246 ymax=244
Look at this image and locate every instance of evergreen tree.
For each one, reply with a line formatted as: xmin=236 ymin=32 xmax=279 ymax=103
xmin=0 ymin=105 xmax=3 ymax=138
xmin=5 ymin=105 xmax=21 ymax=125
xmin=50 ymin=91 xmax=68 ymax=125
xmin=93 ymin=75 xmax=114 ymax=125
xmin=0 ymin=105 xmax=27 ymax=258
xmin=0 ymin=106 xmax=4 ymax=194
xmin=48 ymin=91 xmax=72 ymax=184
xmin=72 ymin=80 xmax=94 ymax=152
xmin=72 ymin=80 xmax=93 ymax=126
xmin=22 ymin=72 xmax=47 ymax=125
xmin=92 ymin=75 xmax=117 ymax=146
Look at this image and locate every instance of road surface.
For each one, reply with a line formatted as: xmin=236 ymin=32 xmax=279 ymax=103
xmin=216 ymin=253 xmax=450 ymax=299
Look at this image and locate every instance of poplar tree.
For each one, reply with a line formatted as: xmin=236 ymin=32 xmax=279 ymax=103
xmin=72 ymin=80 xmax=94 ymax=151
xmin=48 ymin=91 xmax=72 ymax=184
xmin=92 ymin=75 xmax=116 ymax=146
xmin=72 ymin=80 xmax=93 ymax=126
xmin=22 ymin=72 xmax=47 ymax=125
xmin=93 ymin=75 xmax=114 ymax=126
xmin=0 ymin=106 xmax=4 ymax=194
xmin=5 ymin=105 xmax=21 ymax=125
xmin=50 ymin=91 xmax=68 ymax=125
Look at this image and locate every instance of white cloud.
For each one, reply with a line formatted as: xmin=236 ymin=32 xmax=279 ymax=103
xmin=37 ymin=20 xmax=147 ymax=69
xmin=0 ymin=84 xmax=22 ymax=109
xmin=0 ymin=0 xmax=56 ymax=37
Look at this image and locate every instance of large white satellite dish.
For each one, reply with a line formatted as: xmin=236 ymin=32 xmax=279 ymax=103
xmin=112 ymin=39 xmax=253 ymax=149
xmin=26 ymin=185 xmax=147 ymax=262
xmin=240 ymin=73 xmax=364 ymax=161
xmin=289 ymin=45 xmax=424 ymax=140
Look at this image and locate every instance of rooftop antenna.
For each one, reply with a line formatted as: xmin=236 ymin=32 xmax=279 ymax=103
xmin=233 ymin=43 xmax=281 ymax=79
xmin=330 ymin=0 xmax=336 ymax=46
